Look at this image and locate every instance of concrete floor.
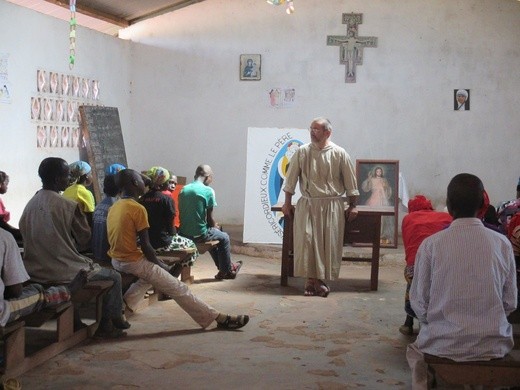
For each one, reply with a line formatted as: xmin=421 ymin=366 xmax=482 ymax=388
xmin=17 ymin=229 xmax=417 ymax=389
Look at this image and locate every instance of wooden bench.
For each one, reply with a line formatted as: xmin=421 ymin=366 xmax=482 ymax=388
xmin=156 ymin=240 xmax=219 ymax=285
xmin=424 ymin=351 xmax=520 ymax=389
xmin=0 ymin=302 xmax=88 ymax=378
xmin=157 ymin=247 xmax=198 ymax=285
xmin=71 ymin=280 xmax=115 ymax=333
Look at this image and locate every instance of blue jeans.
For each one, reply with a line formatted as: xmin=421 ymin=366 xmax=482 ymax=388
xmin=89 ymin=267 xmax=124 ymax=323
xmin=199 ymin=228 xmax=232 ymax=273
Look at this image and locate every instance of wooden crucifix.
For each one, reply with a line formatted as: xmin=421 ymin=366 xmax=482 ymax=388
xmin=327 ymin=13 xmax=378 ymax=83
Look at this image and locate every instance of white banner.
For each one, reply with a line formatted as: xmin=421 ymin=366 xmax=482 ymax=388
xmin=243 ymin=127 xmax=310 ymax=243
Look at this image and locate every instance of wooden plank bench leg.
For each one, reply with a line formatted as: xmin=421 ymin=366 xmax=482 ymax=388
xmin=180 ymin=266 xmax=193 ymax=285
xmin=2 ymin=322 xmax=26 ymax=372
xmin=71 ymin=281 xmax=115 ymax=334
xmin=0 ymin=302 xmax=91 ymax=378
xmin=56 ymin=304 xmax=74 ymax=342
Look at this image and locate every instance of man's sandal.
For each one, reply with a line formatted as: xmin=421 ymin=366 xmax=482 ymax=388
xmin=315 ymin=280 xmax=330 ymax=298
xmin=216 ymin=315 xmax=250 ymax=330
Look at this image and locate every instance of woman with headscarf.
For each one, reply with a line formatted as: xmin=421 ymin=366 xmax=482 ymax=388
xmin=400 ymin=195 xmax=452 ymax=336
xmin=63 ymin=161 xmax=95 ymax=228
xmin=140 ymin=166 xmax=198 ymax=277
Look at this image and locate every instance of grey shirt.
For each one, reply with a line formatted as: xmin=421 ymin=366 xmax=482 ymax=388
xmin=20 ymin=189 xmax=99 ymax=283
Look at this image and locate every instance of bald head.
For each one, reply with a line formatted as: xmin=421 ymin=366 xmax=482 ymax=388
xmin=194 ymin=164 xmax=212 ymax=179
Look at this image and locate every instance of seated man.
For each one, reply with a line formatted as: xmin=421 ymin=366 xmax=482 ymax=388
xmin=0 ymin=228 xmax=87 ymax=326
xmin=108 ymin=169 xmax=249 ymax=330
xmin=178 ymin=165 xmax=242 ymax=280
xmin=400 ymin=195 xmax=452 ymax=336
xmin=19 ymin=157 xmax=130 ymax=338
xmin=407 ymin=173 xmax=517 ymax=389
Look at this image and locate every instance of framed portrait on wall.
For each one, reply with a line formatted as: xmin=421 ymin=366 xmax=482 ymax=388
xmin=454 ymin=89 xmax=470 ymax=111
xmin=240 ymin=54 xmax=261 ymax=81
xmin=356 ymin=159 xmax=399 ymax=248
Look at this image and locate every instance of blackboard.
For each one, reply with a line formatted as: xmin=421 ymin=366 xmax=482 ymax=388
xmin=79 ymin=106 xmax=127 ymax=203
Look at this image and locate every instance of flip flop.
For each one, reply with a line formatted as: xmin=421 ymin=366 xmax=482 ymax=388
xmin=216 ymin=314 xmax=250 ymax=330
xmin=232 ymin=260 xmax=243 ymax=275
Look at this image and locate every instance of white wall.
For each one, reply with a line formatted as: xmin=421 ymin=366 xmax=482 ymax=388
xmin=2 ymin=0 xmax=520 ymax=228
xmin=0 ymin=1 xmax=131 ymax=224
xmin=120 ymin=0 xmax=520 ymax=224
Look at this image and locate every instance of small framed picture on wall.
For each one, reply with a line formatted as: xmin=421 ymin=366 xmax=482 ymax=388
xmin=454 ymin=89 xmax=470 ymax=111
xmin=240 ymin=54 xmax=261 ymax=81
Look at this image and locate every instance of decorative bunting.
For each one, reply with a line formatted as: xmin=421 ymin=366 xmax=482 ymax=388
xmin=69 ymin=0 xmax=77 ymax=69
xmin=267 ymin=0 xmax=295 ymax=14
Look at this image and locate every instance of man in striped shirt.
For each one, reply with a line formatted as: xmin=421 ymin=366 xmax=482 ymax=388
xmin=406 ymin=173 xmax=518 ymax=389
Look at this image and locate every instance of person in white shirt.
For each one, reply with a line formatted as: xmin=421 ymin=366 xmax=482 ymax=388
xmin=406 ymin=173 xmax=517 ymax=389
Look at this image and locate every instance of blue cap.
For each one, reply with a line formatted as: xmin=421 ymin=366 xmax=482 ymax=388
xmin=105 ymin=163 xmax=126 ymax=176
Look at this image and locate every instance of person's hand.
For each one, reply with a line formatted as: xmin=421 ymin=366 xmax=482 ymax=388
xmin=281 ymin=203 xmax=295 ymax=218
xmin=345 ymin=205 xmax=358 ymax=222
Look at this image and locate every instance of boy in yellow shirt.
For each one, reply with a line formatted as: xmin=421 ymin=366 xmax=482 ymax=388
xmin=107 ymin=169 xmax=249 ymax=330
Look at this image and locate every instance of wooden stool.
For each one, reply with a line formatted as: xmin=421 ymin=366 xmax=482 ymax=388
xmin=424 ymin=351 xmax=520 ymax=389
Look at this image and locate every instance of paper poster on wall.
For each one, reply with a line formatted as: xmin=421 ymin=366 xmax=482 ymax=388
xmin=268 ymin=87 xmax=296 ymax=108
xmin=243 ymin=127 xmax=310 ymax=244
xmin=0 ymin=53 xmax=12 ymax=104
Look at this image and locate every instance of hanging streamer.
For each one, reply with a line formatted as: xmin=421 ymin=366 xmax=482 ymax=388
xmin=266 ymin=0 xmax=295 ymax=14
xmin=69 ymin=0 xmax=77 ymax=69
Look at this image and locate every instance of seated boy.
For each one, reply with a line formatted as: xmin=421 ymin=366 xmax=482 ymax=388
xmin=107 ymin=169 xmax=249 ymax=330
xmin=0 ymin=228 xmax=87 ymax=326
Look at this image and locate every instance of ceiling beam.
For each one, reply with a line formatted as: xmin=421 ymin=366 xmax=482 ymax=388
xmin=129 ymin=0 xmax=205 ymax=24
xmin=44 ymin=0 xmax=130 ymax=27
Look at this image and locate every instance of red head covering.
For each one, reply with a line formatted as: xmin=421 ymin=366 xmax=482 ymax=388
xmin=408 ymin=195 xmax=434 ymax=213
xmin=477 ymin=190 xmax=490 ymax=220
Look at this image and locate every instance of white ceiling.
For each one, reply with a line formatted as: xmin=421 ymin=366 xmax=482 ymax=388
xmin=5 ymin=0 xmax=207 ymax=36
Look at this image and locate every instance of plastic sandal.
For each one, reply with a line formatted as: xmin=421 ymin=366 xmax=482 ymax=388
xmin=216 ymin=315 xmax=250 ymax=330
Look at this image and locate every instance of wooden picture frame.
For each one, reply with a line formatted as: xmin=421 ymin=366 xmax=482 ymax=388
xmin=356 ymin=159 xmax=399 ymax=248
xmin=240 ymin=54 xmax=261 ymax=81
